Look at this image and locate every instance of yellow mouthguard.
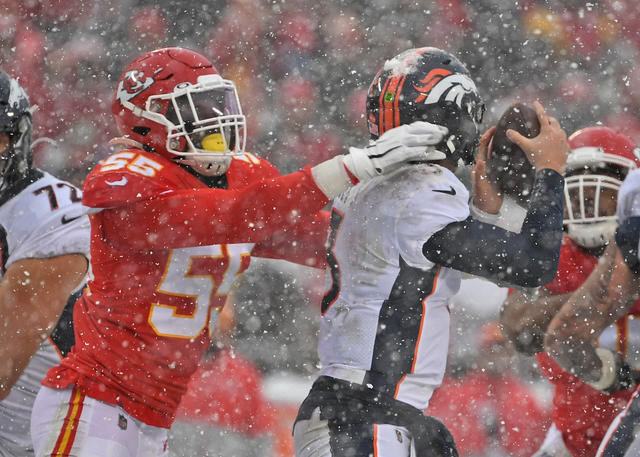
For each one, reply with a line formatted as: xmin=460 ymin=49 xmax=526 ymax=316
xmin=201 ymin=133 xmax=227 ymax=152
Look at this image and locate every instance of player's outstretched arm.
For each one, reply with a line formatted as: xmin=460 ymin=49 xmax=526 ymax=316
xmin=423 ymin=167 xmax=565 ymax=287
xmin=544 ymin=243 xmax=640 ymax=391
xmin=0 ymin=254 xmax=87 ymax=400
xmin=311 ymin=121 xmax=448 ymax=199
xmin=99 ymin=122 xmax=448 ymax=250
xmin=500 ymin=288 xmax=571 ymax=355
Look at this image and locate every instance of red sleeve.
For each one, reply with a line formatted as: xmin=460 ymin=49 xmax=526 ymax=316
xmin=251 ymin=210 xmax=330 ymax=268
xmin=101 ymin=167 xmax=329 ymax=250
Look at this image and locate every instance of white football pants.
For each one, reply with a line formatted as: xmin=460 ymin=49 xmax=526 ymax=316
xmin=31 ymin=386 xmax=168 ymax=457
xmin=293 ymin=407 xmax=415 ymax=457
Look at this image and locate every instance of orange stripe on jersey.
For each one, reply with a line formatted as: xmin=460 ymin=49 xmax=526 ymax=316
xmin=47 ymin=336 xmax=64 ymax=360
xmin=616 ymin=317 xmax=629 ymax=357
xmin=394 ymin=267 xmax=442 ymax=399
xmin=373 ymin=424 xmax=380 ymax=457
xmin=51 ymin=386 xmax=85 ymax=456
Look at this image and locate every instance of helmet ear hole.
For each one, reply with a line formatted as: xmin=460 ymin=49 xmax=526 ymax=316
xmin=132 ymin=126 xmax=150 ymax=136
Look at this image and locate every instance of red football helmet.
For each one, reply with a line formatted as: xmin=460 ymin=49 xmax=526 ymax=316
xmin=112 ymin=47 xmax=246 ymax=175
xmin=564 ymin=126 xmax=640 ymax=248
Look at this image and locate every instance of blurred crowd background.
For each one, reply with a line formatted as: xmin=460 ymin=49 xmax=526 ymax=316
xmin=3 ymin=0 xmax=640 ymax=455
xmin=5 ymin=0 xmax=640 ymax=181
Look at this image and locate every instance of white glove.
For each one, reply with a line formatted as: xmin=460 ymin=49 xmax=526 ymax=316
xmin=311 ymin=121 xmax=448 ymax=199
xmin=344 ymin=121 xmax=449 ymax=180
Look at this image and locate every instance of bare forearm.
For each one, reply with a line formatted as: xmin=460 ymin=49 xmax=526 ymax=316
xmin=0 ymin=331 xmax=49 ymax=399
xmin=0 ymin=254 xmax=87 ymax=398
xmin=501 ymin=289 xmax=570 ymax=355
xmin=545 ymin=332 xmax=602 ymax=382
xmin=545 ymin=244 xmax=640 ymax=383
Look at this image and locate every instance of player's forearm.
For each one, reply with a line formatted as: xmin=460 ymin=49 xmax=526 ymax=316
xmin=104 ymin=168 xmax=330 ymax=249
xmin=545 ymin=244 xmax=638 ymax=382
xmin=251 ymin=211 xmax=330 ymax=268
xmin=500 ymin=290 xmax=569 ymax=355
xmin=518 ymin=169 xmax=565 ymax=262
xmin=0 ymin=337 xmax=43 ymax=400
xmin=0 ymin=296 xmax=57 ymax=398
xmin=423 ymin=169 xmax=564 ymax=287
xmin=544 ymin=287 xmax=607 ymax=383
xmin=0 ymin=255 xmax=86 ymax=397
xmin=546 ymin=338 xmax=603 ymax=383
xmin=544 ymin=295 xmax=608 ymax=384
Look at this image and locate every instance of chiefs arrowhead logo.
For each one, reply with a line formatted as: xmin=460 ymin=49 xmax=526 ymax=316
xmin=115 ymin=68 xmax=161 ymax=104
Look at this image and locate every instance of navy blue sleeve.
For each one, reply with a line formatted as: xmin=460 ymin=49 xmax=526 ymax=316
xmin=422 ymin=169 xmax=565 ymax=287
xmin=615 ymin=216 xmax=640 ymax=275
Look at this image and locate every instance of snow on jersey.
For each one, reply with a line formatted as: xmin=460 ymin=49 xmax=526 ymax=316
xmin=317 ymin=163 xmax=469 ymax=410
xmin=0 ymin=169 xmax=89 ymax=456
xmin=44 ymin=150 xmax=329 ymax=428
xmin=617 ymin=167 xmax=640 ymax=261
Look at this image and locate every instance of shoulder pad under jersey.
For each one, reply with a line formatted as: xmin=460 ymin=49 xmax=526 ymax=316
xmin=82 ymin=149 xmax=189 ymax=208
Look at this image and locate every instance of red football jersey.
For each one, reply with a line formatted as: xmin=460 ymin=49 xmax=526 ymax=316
xmin=176 ymin=348 xmax=274 ymax=435
xmin=537 ymin=235 xmax=638 ymax=457
xmin=43 ymin=149 xmax=330 ymax=428
xmin=427 ymin=372 xmax=549 ymax=457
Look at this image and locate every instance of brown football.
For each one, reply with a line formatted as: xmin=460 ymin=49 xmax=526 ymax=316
xmin=486 ymin=103 xmax=540 ymax=205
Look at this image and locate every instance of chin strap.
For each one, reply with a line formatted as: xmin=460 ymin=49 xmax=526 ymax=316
xmin=108 ymin=137 xmax=146 ymax=150
xmin=181 ymin=157 xmax=231 ymax=177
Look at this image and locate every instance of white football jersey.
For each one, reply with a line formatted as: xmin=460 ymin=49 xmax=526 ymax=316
xmin=317 ymin=163 xmax=470 ymax=409
xmin=617 ymin=168 xmax=640 ymax=234
xmin=0 ymin=169 xmax=90 ymax=456
xmin=608 ymin=168 xmax=640 ymax=371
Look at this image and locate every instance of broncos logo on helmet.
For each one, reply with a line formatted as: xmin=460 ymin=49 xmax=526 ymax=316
xmin=413 ymin=68 xmax=453 ymax=103
xmin=366 ymin=47 xmax=484 ymax=166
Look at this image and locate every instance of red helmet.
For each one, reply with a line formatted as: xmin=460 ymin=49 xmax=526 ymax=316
xmin=112 ymin=47 xmax=246 ymax=175
xmin=564 ymin=126 xmax=640 ymax=248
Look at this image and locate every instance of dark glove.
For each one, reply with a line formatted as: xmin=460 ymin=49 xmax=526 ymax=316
xmin=590 ymin=348 xmax=640 ymax=394
xmin=603 ymin=360 xmax=640 ymax=394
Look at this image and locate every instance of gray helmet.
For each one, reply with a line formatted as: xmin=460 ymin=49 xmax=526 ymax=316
xmin=0 ymin=71 xmax=33 ymax=193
